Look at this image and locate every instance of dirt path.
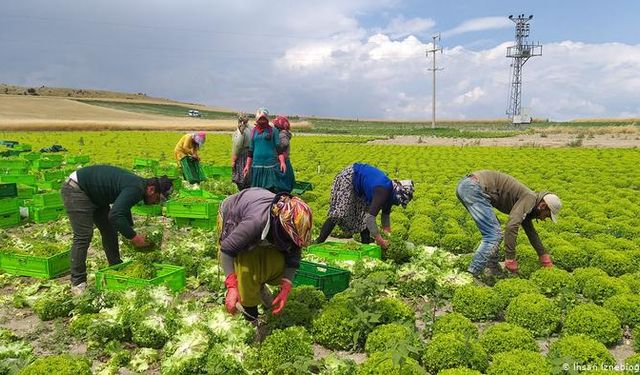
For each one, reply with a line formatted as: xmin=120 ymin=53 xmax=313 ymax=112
xmin=370 ymin=133 xmax=640 ymax=148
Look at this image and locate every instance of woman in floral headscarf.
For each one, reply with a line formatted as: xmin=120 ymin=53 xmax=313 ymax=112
xmin=217 ymin=187 xmax=313 ymax=321
xmin=174 ymin=131 xmax=206 ymax=163
xmin=315 ymin=163 xmax=414 ymax=250
xmin=273 ymin=115 xmax=296 ymax=193
xmin=231 ymin=113 xmax=252 ymax=190
xmin=243 ymin=108 xmax=286 ymax=192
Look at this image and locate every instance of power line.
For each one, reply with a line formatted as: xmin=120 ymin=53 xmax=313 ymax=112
xmin=426 ymin=34 xmax=443 ymax=129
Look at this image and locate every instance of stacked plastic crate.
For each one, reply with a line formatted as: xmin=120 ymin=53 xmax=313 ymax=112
xmin=165 ymin=189 xmax=225 ymax=230
xmin=29 ymin=191 xmax=65 ymax=223
xmin=0 ymin=183 xmax=20 ymax=228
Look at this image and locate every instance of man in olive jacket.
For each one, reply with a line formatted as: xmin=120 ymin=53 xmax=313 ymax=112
xmin=61 ymin=165 xmax=173 ymax=295
xmin=456 ymin=170 xmax=562 ymax=276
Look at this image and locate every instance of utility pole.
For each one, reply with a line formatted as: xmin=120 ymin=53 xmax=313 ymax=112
xmin=426 ymin=34 xmax=443 ymax=129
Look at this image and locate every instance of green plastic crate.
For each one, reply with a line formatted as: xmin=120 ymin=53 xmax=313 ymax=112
xmin=293 ymin=261 xmax=351 ymax=297
xmin=0 ymin=198 xmax=19 ymax=214
xmin=20 ymin=152 xmax=41 ymax=161
xmin=0 ymin=211 xmax=20 ymax=228
xmin=180 ymin=157 xmax=206 ymax=184
xmin=66 ymin=155 xmax=90 ymax=164
xmin=17 ymin=184 xmax=36 ymax=201
xmin=202 ymin=165 xmax=232 ymax=179
xmin=42 ymin=170 xmax=66 ymax=182
xmin=0 ymin=183 xmax=17 ymax=198
xmin=32 ymin=192 xmax=63 ymax=207
xmin=0 ymin=167 xmax=29 ymax=175
xmin=37 ymin=181 xmax=62 ymax=191
xmin=176 ymin=189 xmax=225 ymax=200
xmin=133 ymin=158 xmax=159 ymax=169
xmin=292 ymin=181 xmax=314 ymax=195
xmin=12 ymin=144 xmax=32 ymax=152
xmin=42 ymin=154 xmax=64 ymax=162
xmin=132 ymin=203 xmax=163 ymax=216
xmin=29 ymin=206 xmax=65 ymax=223
xmin=166 ymin=199 xmax=219 ymax=219
xmin=306 ymin=242 xmax=381 ymax=261
xmin=95 ymin=262 xmax=186 ymax=292
xmin=0 ymin=249 xmax=70 ymax=278
xmin=0 ymin=175 xmax=37 ymax=186
xmin=0 ymin=159 xmax=30 ymax=170
xmin=174 ymin=216 xmax=217 ymax=230
xmin=32 ymin=159 xmax=62 ymax=170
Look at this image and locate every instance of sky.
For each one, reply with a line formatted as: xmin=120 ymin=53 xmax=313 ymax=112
xmin=1 ymin=0 xmax=639 ymax=121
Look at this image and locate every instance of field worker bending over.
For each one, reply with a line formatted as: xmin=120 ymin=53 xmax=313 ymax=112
xmin=218 ymin=187 xmax=313 ymax=321
xmin=272 ymin=115 xmax=296 ymax=193
xmin=174 ymin=131 xmax=206 ymax=163
xmin=231 ymin=113 xmax=252 ymax=191
xmin=61 ymin=165 xmax=173 ymax=295
xmin=456 ymin=170 xmax=562 ymax=277
xmin=243 ymin=108 xmax=287 ymax=192
xmin=315 ymin=163 xmax=414 ymax=250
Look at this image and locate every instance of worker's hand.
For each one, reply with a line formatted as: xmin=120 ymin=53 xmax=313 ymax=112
xmin=382 ymin=226 xmax=392 ymax=233
xmin=243 ymin=157 xmax=252 ymax=177
xmin=504 ymin=259 xmax=519 ymax=274
xmin=192 ymin=155 xmax=200 ymax=161
xmin=539 ymin=254 xmax=554 ymax=268
xmin=131 ymin=234 xmax=152 ymax=249
xmin=374 ymin=234 xmax=389 ymax=250
xmin=224 ymin=273 xmax=240 ymax=314
xmin=231 ymin=155 xmax=237 ymax=168
xmin=278 ymin=154 xmax=286 ymax=173
xmin=272 ymin=278 xmax=293 ymax=315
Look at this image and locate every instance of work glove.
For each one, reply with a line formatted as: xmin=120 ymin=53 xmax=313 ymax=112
xmin=539 ymin=254 xmax=554 ymax=268
xmin=271 ymin=278 xmax=293 ymax=315
xmin=382 ymin=226 xmax=392 ymax=233
xmin=224 ymin=273 xmax=240 ymax=314
xmin=278 ymin=154 xmax=286 ymax=173
xmin=374 ymin=234 xmax=390 ymax=250
xmin=131 ymin=234 xmax=152 ymax=249
xmin=243 ymin=157 xmax=253 ymax=177
xmin=504 ymin=259 xmax=519 ymax=274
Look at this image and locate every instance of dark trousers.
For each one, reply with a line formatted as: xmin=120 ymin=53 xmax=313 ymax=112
xmin=61 ymin=182 xmax=121 ymax=285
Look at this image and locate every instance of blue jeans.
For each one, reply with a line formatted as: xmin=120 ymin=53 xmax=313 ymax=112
xmin=456 ymin=176 xmax=503 ymax=275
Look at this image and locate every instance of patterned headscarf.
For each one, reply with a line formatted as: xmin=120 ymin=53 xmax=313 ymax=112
xmin=273 ymin=115 xmax=290 ymax=131
xmin=271 ymin=195 xmax=313 ymax=248
xmin=191 ymin=132 xmax=206 ymax=146
xmin=254 ymin=108 xmax=271 ymax=134
xmin=392 ymin=179 xmax=414 ymax=208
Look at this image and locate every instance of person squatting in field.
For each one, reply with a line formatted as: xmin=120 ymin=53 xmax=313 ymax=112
xmin=456 ymin=170 xmax=562 ymax=277
xmin=315 ymin=163 xmax=414 ymax=250
xmin=231 ymin=113 xmax=253 ymax=191
xmin=217 ymin=187 xmax=313 ymax=321
xmin=243 ymin=108 xmax=288 ymax=193
xmin=61 ymin=165 xmax=173 ymax=296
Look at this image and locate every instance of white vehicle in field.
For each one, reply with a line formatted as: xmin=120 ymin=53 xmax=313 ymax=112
xmin=187 ymin=110 xmax=202 ymax=118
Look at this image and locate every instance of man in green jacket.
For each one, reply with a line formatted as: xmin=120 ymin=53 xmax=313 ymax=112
xmin=61 ymin=165 xmax=173 ymax=295
xmin=456 ymin=170 xmax=562 ymax=277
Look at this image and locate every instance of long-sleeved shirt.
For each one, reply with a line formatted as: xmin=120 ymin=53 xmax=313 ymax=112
xmin=174 ymin=134 xmax=197 ymax=162
xmin=218 ymin=187 xmax=300 ymax=276
xmin=473 ymin=170 xmax=548 ymax=258
xmin=352 ymin=163 xmax=393 ymax=236
xmin=232 ymin=126 xmax=252 ymax=157
xmin=276 ymin=129 xmax=292 ymax=159
xmin=76 ymin=165 xmax=145 ymax=239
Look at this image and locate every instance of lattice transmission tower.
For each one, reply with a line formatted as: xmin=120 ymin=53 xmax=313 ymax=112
xmin=506 ymin=14 xmax=542 ymax=124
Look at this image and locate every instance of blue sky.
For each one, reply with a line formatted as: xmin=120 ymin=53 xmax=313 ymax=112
xmin=1 ymin=0 xmax=639 ymax=120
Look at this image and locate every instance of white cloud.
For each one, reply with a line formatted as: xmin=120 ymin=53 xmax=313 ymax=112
xmin=444 ymin=16 xmax=513 ymax=37
xmin=379 ymin=16 xmax=435 ymax=39
xmin=454 ymin=87 xmax=486 ymax=105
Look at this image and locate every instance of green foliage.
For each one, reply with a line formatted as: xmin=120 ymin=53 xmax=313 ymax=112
xmin=514 ymin=246 xmax=540 ymax=278
xmin=605 ymin=294 xmax=640 ymax=327
xmin=562 ymin=303 xmax=622 ymax=346
xmin=131 ymin=311 xmax=172 ymax=349
xmin=582 ymin=275 xmax=631 ymax=304
xmin=31 ymin=285 xmax=74 ymax=321
xmin=358 ymin=351 xmax=426 ymax=375
xmin=529 ymin=268 xmax=575 ymax=297
xmin=478 ymin=323 xmax=538 ymax=356
xmin=161 ymin=328 xmax=211 ymax=375
xmin=438 ymin=369 xmax=482 ymax=375
xmin=451 ymin=284 xmax=501 ymax=321
xmin=550 ymin=245 xmax=591 ymax=271
xmin=312 ymin=302 xmax=367 ymax=351
xmin=265 ymin=300 xmax=314 ymax=331
xmin=259 ymin=326 xmax=314 ymax=374
xmin=486 ymin=350 xmax=550 ymax=375
xmin=634 ymin=326 xmax=640 ymax=352
xmin=319 ymin=353 xmax=358 ymax=375
xmin=547 ymin=335 xmax=615 ymax=373
xmin=439 ymin=233 xmax=475 ymax=255
xmin=619 ymin=272 xmax=640 ymax=294
xmin=365 ymin=323 xmax=422 ymax=359
xmin=68 ymin=313 xmax=125 ymax=347
xmin=431 ymin=312 xmax=478 ymax=339
xmin=383 ymin=234 xmax=413 ymax=264
xmin=422 ymin=333 xmax=488 ymax=374
xmin=109 ymin=259 xmax=157 ymax=279
xmin=492 ymin=278 xmax=540 ymax=308
xmin=19 ymin=354 xmax=91 ymax=375
xmin=504 ymin=293 xmax=561 ymax=337
xmin=288 ymin=285 xmax=326 ymax=312
xmin=371 ymin=297 xmax=415 ymax=325
xmin=572 ymin=267 xmax=609 ymax=292
xmin=590 ymin=250 xmax=635 ymax=276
